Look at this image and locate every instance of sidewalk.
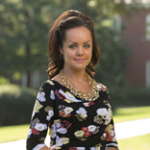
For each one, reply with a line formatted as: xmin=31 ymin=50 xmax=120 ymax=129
xmin=0 ymin=118 xmax=150 ymax=150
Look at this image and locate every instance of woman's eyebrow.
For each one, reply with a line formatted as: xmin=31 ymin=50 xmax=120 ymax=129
xmin=67 ymin=40 xmax=92 ymax=44
xmin=67 ymin=41 xmax=78 ymax=44
xmin=84 ymin=40 xmax=92 ymax=43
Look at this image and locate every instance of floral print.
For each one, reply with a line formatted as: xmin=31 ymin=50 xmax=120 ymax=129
xmin=31 ymin=100 xmax=43 ymax=118
xmin=105 ymin=124 xmax=116 ymax=142
xmin=46 ymin=80 xmax=54 ymax=85
xmin=83 ymin=102 xmax=95 ymax=107
xmin=59 ymin=105 xmax=73 ymax=118
xmin=56 ymin=136 xmax=70 ymax=147
xmin=44 ymin=106 xmax=54 ymax=121
xmin=59 ymin=89 xmax=83 ymax=103
xmin=37 ymin=91 xmax=46 ymax=102
xmin=26 ymin=81 xmax=118 ymax=150
xmin=75 ymin=107 xmax=87 ymax=121
xmin=99 ymin=84 xmax=107 ymax=92
xmin=90 ymin=143 xmax=102 ymax=150
xmin=94 ymin=108 xmax=112 ymax=125
xmin=50 ymin=90 xmax=55 ymax=100
xmin=74 ymin=125 xmax=100 ymax=141
xmin=34 ymin=123 xmax=47 ymax=131
xmin=28 ymin=118 xmax=48 ymax=138
xmin=51 ymin=119 xmax=72 ymax=135
xmin=69 ymin=147 xmax=85 ymax=150
xmin=55 ymin=89 xmax=65 ymax=99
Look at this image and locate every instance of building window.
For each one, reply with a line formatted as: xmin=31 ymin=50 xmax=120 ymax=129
xmin=146 ymin=61 xmax=150 ymax=87
xmin=146 ymin=14 xmax=150 ymax=41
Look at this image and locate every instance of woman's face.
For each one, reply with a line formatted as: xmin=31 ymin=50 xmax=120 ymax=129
xmin=60 ymin=26 xmax=93 ymax=72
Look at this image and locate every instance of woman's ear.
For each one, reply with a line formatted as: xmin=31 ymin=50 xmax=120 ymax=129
xmin=59 ymin=46 xmax=63 ymax=55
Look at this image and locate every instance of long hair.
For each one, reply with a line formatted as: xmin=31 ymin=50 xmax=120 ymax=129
xmin=47 ymin=10 xmax=100 ymax=79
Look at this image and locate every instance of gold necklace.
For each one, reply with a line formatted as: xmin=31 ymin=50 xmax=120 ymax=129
xmin=60 ymin=70 xmax=99 ymax=102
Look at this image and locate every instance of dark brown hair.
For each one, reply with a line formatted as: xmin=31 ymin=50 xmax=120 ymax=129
xmin=47 ymin=10 xmax=100 ymax=79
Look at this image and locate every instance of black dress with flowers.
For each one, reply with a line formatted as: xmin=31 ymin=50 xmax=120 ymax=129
xmin=26 ymin=80 xmax=119 ymax=150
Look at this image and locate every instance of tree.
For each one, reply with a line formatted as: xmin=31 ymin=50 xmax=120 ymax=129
xmin=0 ymin=0 xmax=66 ymax=86
xmin=0 ymin=0 xmax=135 ymax=88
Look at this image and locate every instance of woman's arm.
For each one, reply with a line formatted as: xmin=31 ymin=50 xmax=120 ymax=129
xmin=26 ymin=82 xmax=55 ymax=150
xmin=102 ymin=85 xmax=119 ymax=150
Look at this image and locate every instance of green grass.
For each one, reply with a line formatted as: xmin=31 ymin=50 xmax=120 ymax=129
xmin=113 ymin=106 xmax=150 ymax=123
xmin=0 ymin=106 xmax=150 ymax=143
xmin=118 ymin=134 xmax=150 ymax=150
xmin=0 ymin=124 xmax=29 ymax=143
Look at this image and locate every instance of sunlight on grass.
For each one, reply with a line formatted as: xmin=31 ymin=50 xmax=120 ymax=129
xmin=0 ymin=124 xmax=29 ymax=143
xmin=113 ymin=106 xmax=150 ymax=123
xmin=118 ymin=134 xmax=150 ymax=150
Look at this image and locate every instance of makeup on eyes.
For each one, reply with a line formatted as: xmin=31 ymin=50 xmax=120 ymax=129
xmin=69 ymin=44 xmax=91 ymax=49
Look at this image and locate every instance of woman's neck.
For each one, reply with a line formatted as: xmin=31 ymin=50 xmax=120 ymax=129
xmin=62 ymin=68 xmax=87 ymax=83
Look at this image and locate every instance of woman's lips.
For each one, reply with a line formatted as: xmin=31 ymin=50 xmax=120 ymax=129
xmin=75 ymin=59 xmax=85 ymax=62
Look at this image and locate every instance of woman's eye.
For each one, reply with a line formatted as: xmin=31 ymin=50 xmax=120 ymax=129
xmin=84 ymin=45 xmax=90 ymax=48
xmin=69 ymin=45 xmax=77 ymax=49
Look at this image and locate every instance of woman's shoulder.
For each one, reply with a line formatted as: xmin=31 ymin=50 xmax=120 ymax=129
xmin=41 ymin=78 xmax=64 ymax=91
xmin=97 ymin=83 xmax=110 ymax=97
xmin=97 ymin=82 xmax=108 ymax=92
xmin=38 ymin=80 xmax=56 ymax=93
xmin=41 ymin=79 xmax=55 ymax=87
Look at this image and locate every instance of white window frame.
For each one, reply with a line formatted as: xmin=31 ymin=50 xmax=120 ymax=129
xmin=146 ymin=14 xmax=150 ymax=41
xmin=146 ymin=60 xmax=150 ymax=87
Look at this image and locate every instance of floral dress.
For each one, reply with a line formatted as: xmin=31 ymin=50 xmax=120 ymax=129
xmin=26 ymin=80 xmax=119 ymax=150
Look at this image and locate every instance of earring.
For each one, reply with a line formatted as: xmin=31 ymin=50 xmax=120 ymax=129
xmin=60 ymin=53 xmax=63 ymax=60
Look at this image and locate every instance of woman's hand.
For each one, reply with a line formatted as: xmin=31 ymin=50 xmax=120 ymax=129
xmin=40 ymin=146 xmax=51 ymax=150
xmin=106 ymin=148 xmax=118 ymax=150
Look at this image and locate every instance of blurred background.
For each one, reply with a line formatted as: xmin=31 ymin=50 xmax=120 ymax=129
xmin=0 ymin=0 xmax=150 ymax=149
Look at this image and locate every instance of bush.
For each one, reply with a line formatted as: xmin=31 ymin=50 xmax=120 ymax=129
xmin=1 ymin=84 xmax=149 ymax=126
xmin=0 ymin=84 xmax=37 ymax=126
xmin=110 ymin=87 xmax=150 ymax=108
xmin=0 ymin=76 xmax=10 ymax=85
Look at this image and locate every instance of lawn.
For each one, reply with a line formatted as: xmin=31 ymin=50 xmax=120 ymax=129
xmin=0 ymin=106 xmax=150 ymax=143
xmin=113 ymin=106 xmax=150 ymax=123
xmin=0 ymin=124 xmax=29 ymax=143
xmin=118 ymin=134 xmax=150 ymax=150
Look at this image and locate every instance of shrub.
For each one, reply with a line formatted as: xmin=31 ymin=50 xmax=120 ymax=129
xmin=110 ymin=87 xmax=150 ymax=108
xmin=0 ymin=84 xmax=37 ymax=126
xmin=0 ymin=76 xmax=10 ymax=85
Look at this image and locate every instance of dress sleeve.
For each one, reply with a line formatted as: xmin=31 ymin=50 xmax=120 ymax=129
xmin=104 ymin=87 xmax=119 ymax=150
xmin=26 ymin=81 xmax=55 ymax=150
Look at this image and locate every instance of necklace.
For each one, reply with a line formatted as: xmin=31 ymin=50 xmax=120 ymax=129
xmin=60 ymin=70 xmax=99 ymax=102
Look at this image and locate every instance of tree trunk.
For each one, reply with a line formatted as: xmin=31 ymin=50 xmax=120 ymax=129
xmin=26 ymin=42 xmax=31 ymax=87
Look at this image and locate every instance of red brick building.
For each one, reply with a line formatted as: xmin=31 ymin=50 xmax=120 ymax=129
xmin=121 ymin=9 xmax=150 ymax=87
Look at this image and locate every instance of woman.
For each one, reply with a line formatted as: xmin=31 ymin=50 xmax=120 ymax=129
xmin=26 ymin=10 xmax=119 ymax=150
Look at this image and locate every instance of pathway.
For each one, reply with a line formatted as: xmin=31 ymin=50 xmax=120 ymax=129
xmin=0 ymin=118 xmax=150 ymax=150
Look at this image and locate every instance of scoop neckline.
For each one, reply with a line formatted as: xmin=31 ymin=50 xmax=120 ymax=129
xmin=50 ymin=79 xmax=100 ymax=102
xmin=51 ymin=79 xmax=67 ymax=90
xmin=51 ymin=79 xmax=99 ymax=91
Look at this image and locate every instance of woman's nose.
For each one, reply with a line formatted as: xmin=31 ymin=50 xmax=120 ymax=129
xmin=76 ymin=46 xmax=84 ymax=56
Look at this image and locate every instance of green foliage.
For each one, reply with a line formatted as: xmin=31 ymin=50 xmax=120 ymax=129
xmin=110 ymin=87 xmax=150 ymax=107
xmin=0 ymin=0 xmax=50 ymax=75
xmin=0 ymin=84 xmax=37 ymax=126
xmin=0 ymin=76 xmax=10 ymax=85
xmin=0 ymin=0 xmax=134 ymax=88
